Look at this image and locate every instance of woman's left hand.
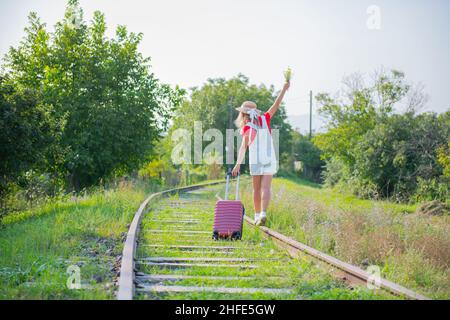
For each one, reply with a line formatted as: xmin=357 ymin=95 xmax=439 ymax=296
xmin=283 ymin=81 xmax=290 ymax=91
xmin=231 ymin=164 xmax=240 ymax=177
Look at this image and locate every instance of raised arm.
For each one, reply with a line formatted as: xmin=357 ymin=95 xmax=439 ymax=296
xmin=267 ymin=81 xmax=290 ymax=117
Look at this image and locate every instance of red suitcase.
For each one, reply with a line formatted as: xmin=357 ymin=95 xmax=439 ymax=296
xmin=213 ymin=171 xmax=245 ymax=240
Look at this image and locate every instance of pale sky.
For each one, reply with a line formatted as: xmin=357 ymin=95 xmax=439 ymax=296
xmin=1 ymin=0 xmax=449 ymax=116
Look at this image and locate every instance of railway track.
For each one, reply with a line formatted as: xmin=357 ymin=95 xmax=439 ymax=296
xmin=117 ymin=181 xmax=430 ymax=300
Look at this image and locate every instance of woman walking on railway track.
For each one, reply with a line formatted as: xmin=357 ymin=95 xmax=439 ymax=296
xmin=231 ymin=75 xmax=290 ymax=226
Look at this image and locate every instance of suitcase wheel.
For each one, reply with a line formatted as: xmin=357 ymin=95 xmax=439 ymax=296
xmin=231 ymin=231 xmax=241 ymax=241
xmin=212 ymin=231 xmax=219 ymax=241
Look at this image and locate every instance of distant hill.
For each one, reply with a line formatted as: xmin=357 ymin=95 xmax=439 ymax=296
xmin=287 ymin=114 xmax=328 ymax=135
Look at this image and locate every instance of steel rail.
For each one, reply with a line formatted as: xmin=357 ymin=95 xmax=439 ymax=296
xmin=116 ymin=180 xmax=224 ymax=300
xmin=243 ymin=216 xmax=430 ymax=300
xmin=118 ymin=181 xmax=430 ymax=300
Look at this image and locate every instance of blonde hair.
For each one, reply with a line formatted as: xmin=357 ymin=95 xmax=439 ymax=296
xmin=234 ymin=101 xmax=257 ymax=129
xmin=234 ymin=112 xmax=249 ymax=129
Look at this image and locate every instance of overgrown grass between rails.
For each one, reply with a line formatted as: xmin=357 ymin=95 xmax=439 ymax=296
xmin=0 ymin=180 xmax=155 ymax=299
xmin=137 ymin=190 xmax=393 ymax=300
xmin=240 ymin=177 xmax=450 ymax=299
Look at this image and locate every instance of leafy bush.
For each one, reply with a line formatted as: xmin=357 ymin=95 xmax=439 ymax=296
xmin=353 ymin=112 xmax=448 ymax=201
xmin=322 ymin=158 xmax=347 ymax=188
xmin=413 ymin=177 xmax=449 ymax=204
xmin=0 ymin=80 xmax=57 ymax=203
xmin=291 ymin=132 xmax=324 ymax=183
xmin=139 ymin=160 xmax=165 ymax=180
xmin=437 ymin=142 xmax=450 ymax=179
xmin=19 ymin=170 xmax=56 ymax=206
xmin=314 ymin=70 xmax=449 ymax=202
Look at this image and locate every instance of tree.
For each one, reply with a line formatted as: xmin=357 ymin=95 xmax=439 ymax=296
xmin=313 ymin=70 xmax=449 ymax=202
xmin=2 ymin=0 xmax=183 ymax=190
xmin=0 ymin=78 xmax=56 ymax=205
xmin=167 ymin=74 xmax=293 ymax=173
xmin=314 ymin=70 xmax=409 ymax=167
xmin=290 ymin=131 xmax=324 ymax=182
xmin=354 ymin=112 xmax=449 ymax=200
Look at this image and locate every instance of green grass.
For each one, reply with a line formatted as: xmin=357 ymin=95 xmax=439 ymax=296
xmin=281 ymin=176 xmax=416 ymax=213
xmin=239 ymin=177 xmax=450 ymax=300
xmin=136 ymin=187 xmax=393 ymax=300
xmin=0 ymin=181 xmax=150 ymax=299
xmin=1 ymin=177 xmax=446 ymax=300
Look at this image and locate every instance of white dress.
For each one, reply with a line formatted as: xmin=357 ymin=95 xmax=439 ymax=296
xmin=246 ymin=115 xmax=278 ymax=176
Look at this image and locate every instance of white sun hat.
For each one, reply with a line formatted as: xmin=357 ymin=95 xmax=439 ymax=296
xmin=235 ymin=101 xmax=262 ymax=116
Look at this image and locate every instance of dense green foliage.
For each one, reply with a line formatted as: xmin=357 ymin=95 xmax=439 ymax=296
xmin=290 ymin=131 xmax=324 ymax=182
xmin=0 ymin=0 xmax=182 ymax=216
xmin=0 ymin=80 xmax=56 ymax=205
xmin=314 ymin=70 xmax=449 ymax=202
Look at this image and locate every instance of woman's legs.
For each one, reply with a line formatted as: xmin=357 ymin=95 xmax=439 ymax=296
xmin=259 ymin=175 xmax=273 ymax=225
xmin=252 ymin=175 xmax=262 ymax=214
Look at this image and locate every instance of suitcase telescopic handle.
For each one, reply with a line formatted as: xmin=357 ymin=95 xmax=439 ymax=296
xmin=225 ymin=169 xmax=240 ymax=201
